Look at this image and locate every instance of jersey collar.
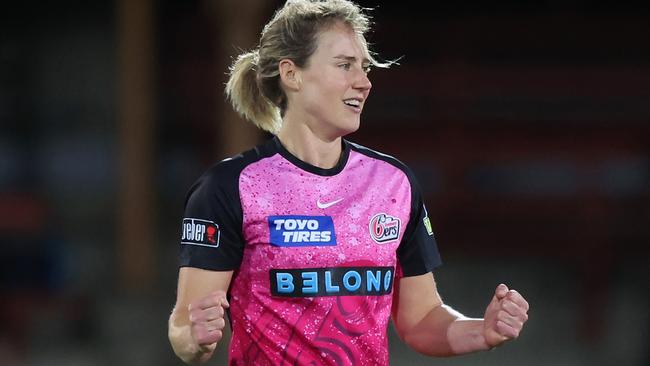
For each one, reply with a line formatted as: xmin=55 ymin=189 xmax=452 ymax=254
xmin=272 ymin=136 xmax=350 ymax=176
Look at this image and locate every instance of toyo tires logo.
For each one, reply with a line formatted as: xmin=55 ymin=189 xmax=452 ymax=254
xmin=369 ymin=213 xmax=400 ymax=244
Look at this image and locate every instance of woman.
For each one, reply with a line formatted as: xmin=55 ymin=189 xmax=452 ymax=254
xmin=168 ymin=0 xmax=529 ymax=364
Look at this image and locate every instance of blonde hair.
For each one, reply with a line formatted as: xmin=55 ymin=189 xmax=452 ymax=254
xmin=225 ymin=0 xmax=393 ymax=134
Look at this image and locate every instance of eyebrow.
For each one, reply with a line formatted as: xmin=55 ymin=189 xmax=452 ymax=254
xmin=334 ymin=55 xmax=370 ymax=64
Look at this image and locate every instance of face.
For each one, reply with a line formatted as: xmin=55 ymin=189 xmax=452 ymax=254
xmin=289 ymin=22 xmax=372 ymax=139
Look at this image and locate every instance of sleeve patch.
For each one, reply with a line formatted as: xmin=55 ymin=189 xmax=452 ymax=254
xmin=181 ymin=218 xmax=220 ymax=248
xmin=423 ymin=216 xmax=434 ymax=236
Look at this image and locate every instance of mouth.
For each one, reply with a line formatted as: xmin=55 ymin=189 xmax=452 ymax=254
xmin=343 ymin=98 xmax=363 ymax=113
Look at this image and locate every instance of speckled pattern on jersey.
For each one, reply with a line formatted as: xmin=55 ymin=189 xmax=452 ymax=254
xmin=179 ymin=137 xmax=441 ymax=365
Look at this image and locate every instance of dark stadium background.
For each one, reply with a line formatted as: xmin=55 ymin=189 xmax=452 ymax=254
xmin=0 ymin=0 xmax=648 ymax=364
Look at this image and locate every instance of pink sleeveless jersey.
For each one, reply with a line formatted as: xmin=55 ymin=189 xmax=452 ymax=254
xmin=179 ymin=137 xmax=441 ymax=365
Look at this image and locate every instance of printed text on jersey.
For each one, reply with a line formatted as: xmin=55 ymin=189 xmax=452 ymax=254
xmin=270 ymin=266 xmax=394 ymax=297
xmin=181 ymin=218 xmax=220 ymax=247
xmin=268 ymin=215 xmax=336 ymax=247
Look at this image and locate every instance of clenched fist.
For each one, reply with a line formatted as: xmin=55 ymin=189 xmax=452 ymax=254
xmin=483 ymin=284 xmax=529 ymax=348
xmin=188 ymin=290 xmax=230 ymax=352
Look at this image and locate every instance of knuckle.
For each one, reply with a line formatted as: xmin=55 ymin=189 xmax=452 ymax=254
xmin=502 ymin=301 xmax=513 ymax=312
xmin=497 ymin=322 xmax=510 ymax=334
xmin=495 ymin=321 xmax=504 ymax=332
xmin=203 ymin=331 xmax=221 ymax=345
xmin=204 ymin=308 xmax=216 ymax=320
xmin=189 ymin=310 xmax=202 ymax=323
xmin=197 ymin=335 xmax=212 ymax=345
xmin=214 ymin=308 xmax=224 ymax=320
xmin=211 ymin=331 xmax=223 ymax=344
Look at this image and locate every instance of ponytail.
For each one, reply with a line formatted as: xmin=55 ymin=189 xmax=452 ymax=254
xmin=225 ymin=0 xmax=391 ymax=135
xmin=225 ymin=50 xmax=282 ymax=134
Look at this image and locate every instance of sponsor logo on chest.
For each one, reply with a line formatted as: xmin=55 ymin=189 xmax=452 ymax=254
xmin=270 ymin=266 xmax=394 ymax=297
xmin=268 ymin=215 xmax=336 ymax=247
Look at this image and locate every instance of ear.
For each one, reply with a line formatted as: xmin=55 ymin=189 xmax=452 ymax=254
xmin=278 ymin=59 xmax=302 ymax=91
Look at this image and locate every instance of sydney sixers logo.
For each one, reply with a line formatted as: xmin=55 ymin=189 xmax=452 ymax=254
xmin=369 ymin=213 xmax=400 ymax=244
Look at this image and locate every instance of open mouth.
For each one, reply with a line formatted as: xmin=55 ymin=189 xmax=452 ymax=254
xmin=343 ymin=98 xmax=362 ymax=111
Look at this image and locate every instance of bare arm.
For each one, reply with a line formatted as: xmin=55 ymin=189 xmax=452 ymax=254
xmin=391 ymin=272 xmax=529 ymax=357
xmin=168 ymin=267 xmax=233 ymax=365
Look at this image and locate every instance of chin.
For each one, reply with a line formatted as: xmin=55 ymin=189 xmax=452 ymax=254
xmin=322 ymin=115 xmax=361 ymax=138
xmin=338 ymin=121 xmax=360 ymax=137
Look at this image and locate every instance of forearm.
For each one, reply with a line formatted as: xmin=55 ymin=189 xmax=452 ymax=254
xmin=401 ymin=304 xmax=490 ymax=357
xmin=446 ymin=315 xmax=492 ymax=354
xmin=168 ymin=307 xmax=216 ymax=365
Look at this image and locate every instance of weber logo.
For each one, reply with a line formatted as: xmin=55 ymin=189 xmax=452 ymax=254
xmin=181 ymin=218 xmax=220 ymax=247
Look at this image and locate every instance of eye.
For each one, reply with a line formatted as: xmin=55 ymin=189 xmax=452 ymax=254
xmin=362 ymin=64 xmax=371 ymax=74
xmin=338 ymin=62 xmax=351 ymax=71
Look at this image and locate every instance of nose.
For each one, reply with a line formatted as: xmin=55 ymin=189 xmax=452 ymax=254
xmin=353 ymin=69 xmax=372 ymax=92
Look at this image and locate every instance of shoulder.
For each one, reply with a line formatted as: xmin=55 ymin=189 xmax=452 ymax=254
xmin=346 ymin=140 xmax=418 ymax=182
xmin=186 ymin=138 xmax=279 ymax=198
xmin=200 ymin=138 xmax=278 ymax=182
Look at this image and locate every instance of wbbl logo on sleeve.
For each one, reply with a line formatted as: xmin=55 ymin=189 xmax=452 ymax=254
xmin=268 ymin=215 xmax=336 ymax=247
xmin=369 ymin=213 xmax=401 ymax=244
xmin=423 ymin=205 xmax=434 ymax=236
xmin=181 ymin=218 xmax=220 ymax=247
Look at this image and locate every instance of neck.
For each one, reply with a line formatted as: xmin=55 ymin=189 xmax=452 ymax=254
xmin=276 ymin=117 xmax=343 ymax=170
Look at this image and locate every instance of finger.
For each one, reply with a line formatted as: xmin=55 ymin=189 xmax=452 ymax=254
xmin=203 ymin=317 xmax=227 ymax=332
xmin=202 ymin=305 xmax=226 ymax=321
xmin=501 ymin=300 xmax=529 ymax=322
xmin=505 ymin=290 xmax=529 ymax=311
xmin=191 ymin=297 xmax=220 ymax=312
xmin=495 ymin=284 xmax=509 ymax=300
xmin=188 ymin=306 xmax=205 ymax=323
xmin=192 ymin=291 xmax=228 ymax=311
xmin=189 ymin=305 xmax=227 ymax=324
xmin=495 ymin=309 xmax=524 ymax=331
xmin=495 ymin=319 xmax=521 ymax=339
xmin=191 ymin=316 xmax=227 ymax=346
xmin=213 ymin=290 xmax=229 ymax=308
xmin=194 ymin=326 xmax=224 ymax=347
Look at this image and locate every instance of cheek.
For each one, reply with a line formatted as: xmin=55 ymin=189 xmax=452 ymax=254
xmin=312 ymin=71 xmax=347 ymax=92
xmin=305 ymin=81 xmax=342 ymax=105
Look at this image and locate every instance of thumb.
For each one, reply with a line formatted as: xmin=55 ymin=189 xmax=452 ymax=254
xmin=495 ymin=283 xmax=509 ymax=300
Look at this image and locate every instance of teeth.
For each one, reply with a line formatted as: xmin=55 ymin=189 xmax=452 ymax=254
xmin=344 ymin=99 xmax=360 ymax=107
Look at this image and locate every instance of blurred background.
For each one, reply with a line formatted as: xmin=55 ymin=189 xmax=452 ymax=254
xmin=1 ymin=0 xmax=648 ymax=365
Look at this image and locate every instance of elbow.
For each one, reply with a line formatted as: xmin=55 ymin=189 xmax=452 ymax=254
xmin=395 ymin=320 xmax=455 ymax=358
xmin=394 ymin=323 xmax=431 ymax=357
xmin=403 ymin=332 xmax=454 ymax=358
xmin=402 ymin=331 xmax=431 ymax=356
